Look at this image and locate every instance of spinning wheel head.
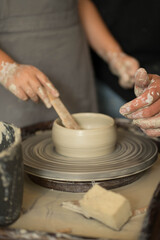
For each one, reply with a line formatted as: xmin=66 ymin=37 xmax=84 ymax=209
xmin=23 ymin=127 xmax=158 ymax=192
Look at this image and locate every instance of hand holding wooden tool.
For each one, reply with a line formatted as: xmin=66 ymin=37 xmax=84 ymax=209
xmin=47 ymin=91 xmax=81 ymax=130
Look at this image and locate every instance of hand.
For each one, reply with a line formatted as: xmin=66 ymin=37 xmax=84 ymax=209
xmin=120 ymin=68 xmax=160 ymax=137
xmin=0 ymin=62 xmax=59 ymax=108
xmin=106 ymin=52 xmax=139 ymax=89
xmin=134 ymin=68 xmax=150 ymax=97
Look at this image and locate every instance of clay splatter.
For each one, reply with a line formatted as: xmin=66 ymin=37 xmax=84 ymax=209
xmin=0 ymin=62 xmax=18 ymax=86
xmin=146 ymin=93 xmax=153 ymax=105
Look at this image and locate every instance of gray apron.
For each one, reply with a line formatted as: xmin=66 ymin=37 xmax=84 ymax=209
xmin=0 ymin=0 xmax=97 ymax=127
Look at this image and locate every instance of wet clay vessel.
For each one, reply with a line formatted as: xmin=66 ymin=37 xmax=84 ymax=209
xmin=0 ymin=122 xmax=23 ymax=226
xmin=52 ymin=113 xmax=117 ymax=158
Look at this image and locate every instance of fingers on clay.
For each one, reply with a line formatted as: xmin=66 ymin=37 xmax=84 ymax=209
xmin=22 ymin=84 xmax=39 ymax=102
xmin=36 ymin=71 xmax=59 ymax=97
xmin=9 ymin=85 xmax=28 ymax=101
xmin=37 ymin=86 xmax=52 ymax=108
xmin=134 ymin=85 xmax=144 ymax=97
xmin=135 ymin=68 xmax=150 ymax=88
xmin=133 ymin=113 xmax=160 ymax=129
xmin=126 ymin=98 xmax=160 ymax=119
xmin=120 ymin=86 xmax=160 ymax=116
xmin=142 ymin=128 xmax=160 ymax=137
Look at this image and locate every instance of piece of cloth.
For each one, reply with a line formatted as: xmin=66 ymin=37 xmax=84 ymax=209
xmin=0 ymin=0 xmax=97 ymax=127
xmin=91 ymin=0 xmax=160 ymax=101
xmin=11 ymin=156 xmax=160 ymax=240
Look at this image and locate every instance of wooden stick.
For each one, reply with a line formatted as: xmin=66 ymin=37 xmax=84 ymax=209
xmin=47 ymin=92 xmax=81 ymax=130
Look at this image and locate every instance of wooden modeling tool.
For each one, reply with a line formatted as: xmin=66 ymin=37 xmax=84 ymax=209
xmin=47 ymin=92 xmax=81 ymax=130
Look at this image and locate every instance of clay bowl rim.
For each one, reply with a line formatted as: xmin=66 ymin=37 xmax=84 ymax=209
xmin=0 ymin=122 xmax=21 ymax=158
xmin=53 ymin=112 xmax=115 ymax=132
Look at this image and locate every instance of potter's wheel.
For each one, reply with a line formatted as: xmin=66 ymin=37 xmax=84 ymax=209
xmin=23 ymin=127 xmax=158 ymax=192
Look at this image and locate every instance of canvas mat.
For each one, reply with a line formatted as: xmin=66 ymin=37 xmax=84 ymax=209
xmin=10 ymin=156 xmax=160 ymax=240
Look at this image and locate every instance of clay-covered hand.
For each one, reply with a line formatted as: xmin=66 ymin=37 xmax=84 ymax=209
xmin=106 ymin=52 xmax=139 ymax=89
xmin=0 ymin=62 xmax=59 ymax=108
xmin=120 ymin=68 xmax=160 ymax=137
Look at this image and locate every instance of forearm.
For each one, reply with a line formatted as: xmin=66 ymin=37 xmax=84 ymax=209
xmin=0 ymin=49 xmax=15 ymax=70
xmin=78 ymin=0 xmax=139 ymax=89
xmin=78 ymin=0 xmax=123 ymax=59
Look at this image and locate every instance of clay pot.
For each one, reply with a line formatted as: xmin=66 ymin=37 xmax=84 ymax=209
xmin=0 ymin=122 xmax=23 ymax=226
xmin=52 ymin=113 xmax=117 ymax=158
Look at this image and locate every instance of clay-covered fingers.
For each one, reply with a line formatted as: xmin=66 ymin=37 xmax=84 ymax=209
xmin=0 ymin=63 xmax=59 ymax=107
xmin=125 ymin=57 xmax=139 ymax=76
xmin=134 ymin=68 xmax=150 ymax=97
xmin=119 ymin=75 xmax=134 ymax=89
xmin=142 ymin=128 xmax=160 ymax=137
xmin=36 ymin=69 xmax=59 ymax=97
xmin=122 ymin=57 xmax=139 ymax=88
xmin=118 ymin=61 xmax=137 ymax=88
xmin=32 ymin=68 xmax=60 ymax=108
xmin=37 ymin=86 xmax=52 ymax=108
xmin=120 ymin=90 xmax=160 ymax=118
xmin=112 ymin=54 xmax=139 ymax=89
xmin=135 ymin=68 xmax=150 ymax=88
xmin=9 ymin=64 xmax=59 ymax=108
xmin=126 ymin=98 xmax=160 ymax=119
xmin=23 ymin=76 xmax=50 ymax=108
xmin=21 ymin=83 xmax=39 ymax=102
xmin=120 ymin=77 xmax=160 ymax=117
xmin=133 ymin=113 xmax=160 ymax=129
xmin=14 ymin=66 xmax=52 ymax=108
xmin=133 ymin=113 xmax=160 ymax=137
xmin=119 ymin=69 xmax=160 ymax=137
xmin=8 ymin=84 xmax=28 ymax=101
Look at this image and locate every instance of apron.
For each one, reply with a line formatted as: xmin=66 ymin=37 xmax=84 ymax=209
xmin=0 ymin=0 xmax=97 ymax=127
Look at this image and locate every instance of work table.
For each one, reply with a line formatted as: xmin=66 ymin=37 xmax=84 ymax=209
xmin=3 ymin=155 xmax=159 ymax=240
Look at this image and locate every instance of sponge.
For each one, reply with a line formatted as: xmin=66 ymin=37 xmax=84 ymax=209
xmin=79 ymin=184 xmax=132 ymax=230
